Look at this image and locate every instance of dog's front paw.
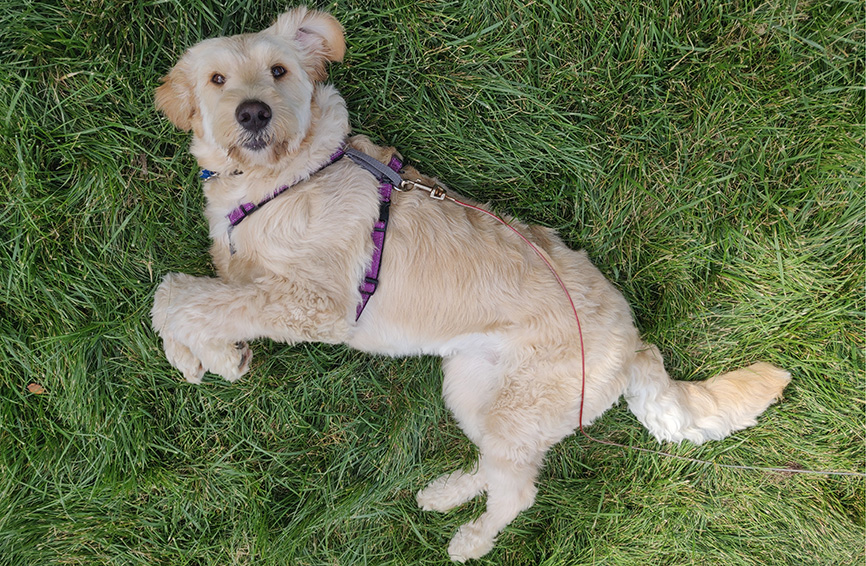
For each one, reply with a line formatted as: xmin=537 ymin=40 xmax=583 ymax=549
xmin=162 ymin=335 xmax=206 ymax=384
xmin=448 ymin=521 xmax=495 ymax=563
xmin=200 ymin=341 xmax=253 ymax=382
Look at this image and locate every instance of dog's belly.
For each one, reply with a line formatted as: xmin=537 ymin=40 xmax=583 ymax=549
xmin=347 ymin=322 xmax=504 ymax=361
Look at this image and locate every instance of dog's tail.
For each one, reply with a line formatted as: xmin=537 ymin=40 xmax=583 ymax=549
xmin=624 ymin=345 xmax=791 ymax=444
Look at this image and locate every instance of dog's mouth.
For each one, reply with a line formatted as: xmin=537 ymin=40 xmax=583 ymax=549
xmin=228 ymin=133 xmax=291 ymax=164
xmin=241 ymin=134 xmax=271 ymax=151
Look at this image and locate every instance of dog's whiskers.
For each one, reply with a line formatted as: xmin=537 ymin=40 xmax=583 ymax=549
xmin=239 ymin=131 xmax=273 ymax=151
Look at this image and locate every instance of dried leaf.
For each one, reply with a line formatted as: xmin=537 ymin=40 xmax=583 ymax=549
xmin=27 ymin=383 xmax=46 ymax=395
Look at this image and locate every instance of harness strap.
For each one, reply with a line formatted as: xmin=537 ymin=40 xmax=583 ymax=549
xmin=345 ymin=148 xmax=403 ymax=320
xmin=343 ymin=148 xmax=404 ymax=187
xmin=225 ymin=146 xmax=347 ymax=228
xmin=215 ymin=143 xmax=401 ymax=321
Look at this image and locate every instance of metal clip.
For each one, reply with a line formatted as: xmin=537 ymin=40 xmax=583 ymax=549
xmin=395 ymin=179 xmax=413 ymax=192
xmin=398 ymin=178 xmax=447 ymax=200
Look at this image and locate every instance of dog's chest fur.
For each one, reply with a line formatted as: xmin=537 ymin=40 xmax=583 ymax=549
xmin=204 ymin=159 xmax=382 ymax=302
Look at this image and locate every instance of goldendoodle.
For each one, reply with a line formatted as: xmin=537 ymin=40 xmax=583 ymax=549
xmin=151 ymin=7 xmax=790 ymax=561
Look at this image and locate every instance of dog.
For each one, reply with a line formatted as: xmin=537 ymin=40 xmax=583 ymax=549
xmin=150 ymin=7 xmax=791 ymax=561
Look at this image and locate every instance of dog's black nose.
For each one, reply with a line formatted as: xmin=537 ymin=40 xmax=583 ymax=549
xmin=235 ymin=100 xmax=272 ymax=133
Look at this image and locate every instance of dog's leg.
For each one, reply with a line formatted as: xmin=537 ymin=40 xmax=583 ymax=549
xmin=152 ymin=276 xmax=210 ymax=383
xmin=417 ymin=463 xmax=486 ymax=513
xmin=417 ymin=349 xmax=502 ymax=512
xmin=151 ymin=272 xmax=347 ymax=382
xmin=444 ymin=353 xmax=578 ymax=562
xmin=152 ymin=273 xmax=252 ymax=382
xmin=446 ymin=451 xmax=541 ymax=563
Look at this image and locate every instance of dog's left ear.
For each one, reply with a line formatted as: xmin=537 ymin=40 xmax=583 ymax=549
xmin=267 ymin=7 xmax=346 ymax=81
xmin=155 ymin=56 xmax=197 ymax=131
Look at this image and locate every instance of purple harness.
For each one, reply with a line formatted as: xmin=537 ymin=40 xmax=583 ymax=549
xmin=213 ymin=145 xmax=403 ymax=321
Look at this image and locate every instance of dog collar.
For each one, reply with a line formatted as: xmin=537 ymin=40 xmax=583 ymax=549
xmin=199 ymin=168 xmax=243 ymax=181
xmin=213 ymin=143 xmax=403 ymax=320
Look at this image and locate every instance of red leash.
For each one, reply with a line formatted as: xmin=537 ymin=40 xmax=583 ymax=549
xmin=442 ymin=197 xmax=588 ymax=438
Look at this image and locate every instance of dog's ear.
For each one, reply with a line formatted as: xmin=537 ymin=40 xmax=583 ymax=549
xmin=268 ymin=7 xmax=346 ymax=81
xmin=155 ymin=57 xmax=197 ymax=131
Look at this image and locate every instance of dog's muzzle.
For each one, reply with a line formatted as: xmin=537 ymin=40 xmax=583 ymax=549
xmin=235 ymin=99 xmax=272 ymax=150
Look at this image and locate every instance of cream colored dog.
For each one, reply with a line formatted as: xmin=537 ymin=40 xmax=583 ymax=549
xmin=151 ymin=7 xmax=791 ymax=562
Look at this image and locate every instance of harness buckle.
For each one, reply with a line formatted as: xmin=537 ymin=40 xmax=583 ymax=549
xmin=398 ymin=178 xmax=447 ymax=200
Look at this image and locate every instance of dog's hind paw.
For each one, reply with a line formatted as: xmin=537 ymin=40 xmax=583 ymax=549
xmin=417 ymin=469 xmax=485 ymax=513
xmin=448 ymin=521 xmax=496 ymax=563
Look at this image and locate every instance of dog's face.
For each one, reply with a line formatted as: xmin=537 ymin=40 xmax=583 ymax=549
xmin=155 ymin=7 xmax=345 ymax=169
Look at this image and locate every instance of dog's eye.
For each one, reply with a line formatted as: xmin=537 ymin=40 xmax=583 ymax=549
xmin=211 ymin=73 xmax=226 ymax=85
xmin=270 ymin=65 xmax=287 ymax=79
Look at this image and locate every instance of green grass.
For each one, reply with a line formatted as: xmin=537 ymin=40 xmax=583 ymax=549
xmin=0 ymin=0 xmax=863 ymax=564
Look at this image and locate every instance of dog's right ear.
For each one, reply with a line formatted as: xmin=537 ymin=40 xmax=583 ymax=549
xmin=267 ymin=7 xmax=346 ymax=81
xmin=155 ymin=57 xmax=196 ymax=131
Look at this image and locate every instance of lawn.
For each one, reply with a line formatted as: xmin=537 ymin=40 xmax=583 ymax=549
xmin=0 ymin=0 xmax=863 ymax=564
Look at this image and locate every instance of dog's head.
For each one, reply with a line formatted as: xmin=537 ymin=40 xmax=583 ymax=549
xmin=155 ymin=7 xmax=345 ymax=169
